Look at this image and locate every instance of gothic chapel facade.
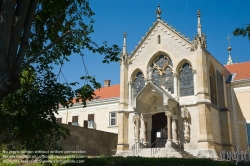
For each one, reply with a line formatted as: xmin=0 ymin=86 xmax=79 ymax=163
xmin=56 ymin=6 xmax=250 ymax=158
xmin=117 ymin=7 xmax=235 ymax=158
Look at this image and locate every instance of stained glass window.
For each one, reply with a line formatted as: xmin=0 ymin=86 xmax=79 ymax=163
xmin=133 ymin=72 xmax=145 ymax=98
xmin=151 ymin=55 xmax=174 ymax=93
xmin=179 ymin=63 xmax=194 ymax=96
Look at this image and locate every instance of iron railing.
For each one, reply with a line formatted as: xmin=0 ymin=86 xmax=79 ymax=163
xmin=151 ymin=138 xmax=165 ymax=156
xmin=132 ymin=138 xmax=144 ymax=156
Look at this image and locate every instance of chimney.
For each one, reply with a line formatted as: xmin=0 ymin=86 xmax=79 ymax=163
xmin=104 ymin=80 xmax=111 ymax=87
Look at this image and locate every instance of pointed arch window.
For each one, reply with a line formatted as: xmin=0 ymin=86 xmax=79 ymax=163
xmin=209 ymin=66 xmax=217 ymax=106
xmin=158 ymin=35 xmax=161 ymax=44
xmin=151 ymin=55 xmax=174 ymax=93
xmin=179 ymin=63 xmax=194 ymax=96
xmin=133 ymin=72 xmax=145 ymax=98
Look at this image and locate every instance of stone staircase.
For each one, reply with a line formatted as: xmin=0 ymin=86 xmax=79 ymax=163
xmin=116 ymin=147 xmax=197 ymax=158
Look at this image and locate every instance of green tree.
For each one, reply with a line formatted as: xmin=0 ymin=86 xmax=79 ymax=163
xmin=0 ymin=0 xmax=120 ymax=100
xmin=0 ymin=0 xmax=120 ymax=150
xmin=0 ymin=68 xmax=73 ymax=150
xmin=233 ymin=24 xmax=250 ymax=40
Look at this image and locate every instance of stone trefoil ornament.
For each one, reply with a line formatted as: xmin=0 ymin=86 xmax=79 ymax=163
xmin=153 ymin=56 xmax=170 ymax=76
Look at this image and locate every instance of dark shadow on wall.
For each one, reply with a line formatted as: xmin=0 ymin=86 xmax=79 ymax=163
xmin=52 ymin=124 xmax=118 ymax=156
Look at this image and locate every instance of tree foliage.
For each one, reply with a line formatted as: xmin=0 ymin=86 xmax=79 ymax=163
xmin=0 ymin=0 xmax=120 ymax=150
xmin=0 ymin=0 xmax=120 ymax=100
xmin=233 ymin=24 xmax=250 ymax=40
xmin=0 ymin=68 xmax=73 ymax=150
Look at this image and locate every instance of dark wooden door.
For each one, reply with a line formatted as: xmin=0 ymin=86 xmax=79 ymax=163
xmin=151 ymin=112 xmax=167 ymax=147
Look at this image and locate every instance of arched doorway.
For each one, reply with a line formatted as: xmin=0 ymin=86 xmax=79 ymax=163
xmin=151 ymin=112 xmax=168 ymax=147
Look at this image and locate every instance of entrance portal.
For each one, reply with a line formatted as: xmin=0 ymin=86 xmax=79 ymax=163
xmin=151 ymin=112 xmax=168 ymax=147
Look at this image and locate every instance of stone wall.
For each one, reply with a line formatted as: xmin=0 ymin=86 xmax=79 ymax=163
xmin=54 ymin=124 xmax=118 ymax=156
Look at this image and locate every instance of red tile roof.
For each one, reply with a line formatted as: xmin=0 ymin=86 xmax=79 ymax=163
xmin=93 ymin=84 xmax=120 ymax=100
xmin=72 ymin=84 xmax=120 ymax=103
xmin=225 ymin=61 xmax=250 ymax=81
xmin=70 ymin=84 xmax=120 ymax=104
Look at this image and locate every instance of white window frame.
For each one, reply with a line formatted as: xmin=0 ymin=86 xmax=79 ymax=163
xmin=88 ymin=120 xmax=95 ymax=129
xmin=109 ymin=112 xmax=116 ymax=126
xmin=72 ymin=122 xmax=79 ymax=126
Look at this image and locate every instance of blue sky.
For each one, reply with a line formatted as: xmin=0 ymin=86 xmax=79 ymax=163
xmin=55 ymin=0 xmax=250 ymax=90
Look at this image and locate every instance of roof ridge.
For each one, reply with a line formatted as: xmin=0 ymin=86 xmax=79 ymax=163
xmin=99 ymin=84 xmax=120 ymax=89
xmin=225 ymin=61 xmax=250 ymax=66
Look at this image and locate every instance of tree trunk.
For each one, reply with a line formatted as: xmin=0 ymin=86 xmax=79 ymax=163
xmin=0 ymin=71 xmax=20 ymax=100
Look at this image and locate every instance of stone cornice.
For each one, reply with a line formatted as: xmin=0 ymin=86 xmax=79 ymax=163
xmin=58 ymin=97 xmax=119 ymax=111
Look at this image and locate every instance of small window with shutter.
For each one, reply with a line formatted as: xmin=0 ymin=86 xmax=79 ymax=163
xmin=83 ymin=120 xmax=88 ymax=128
xmin=57 ymin=118 xmax=62 ymax=123
xmin=72 ymin=116 xmax=79 ymax=126
xmin=88 ymin=114 xmax=95 ymax=129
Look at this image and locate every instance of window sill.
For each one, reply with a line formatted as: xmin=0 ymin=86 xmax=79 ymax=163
xmin=108 ymin=125 xmax=118 ymax=128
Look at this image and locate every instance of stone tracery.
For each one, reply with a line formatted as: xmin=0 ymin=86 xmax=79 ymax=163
xmin=151 ymin=55 xmax=174 ymax=93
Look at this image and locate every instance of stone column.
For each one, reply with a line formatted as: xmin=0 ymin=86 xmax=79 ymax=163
xmin=165 ymin=111 xmax=172 ymax=148
xmin=173 ymin=73 xmax=178 ymax=98
xmin=140 ymin=116 xmax=147 ymax=145
xmin=133 ymin=114 xmax=140 ymax=142
xmin=193 ymin=70 xmax=197 ymax=95
xmin=117 ymin=112 xmax=129 ymax=151
xmin=172 ymin=115 xmax=178 ymax=144
xmin=128 ymin=81 xmax=132 ymax=108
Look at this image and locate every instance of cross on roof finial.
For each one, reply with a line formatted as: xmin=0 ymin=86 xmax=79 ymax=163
xmin=226 ymin=34 xmax=233 ymax=65
xmin=197 ymin=9 xmax=201 ymax=17
xmin=156 ymin=5 xmax=162 ymax=21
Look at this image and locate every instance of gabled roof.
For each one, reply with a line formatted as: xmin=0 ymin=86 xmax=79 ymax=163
xmin=130 ymin=20 xmax=192 ymax=59
xmin=225 ymin=61 xmax=250 ymax=81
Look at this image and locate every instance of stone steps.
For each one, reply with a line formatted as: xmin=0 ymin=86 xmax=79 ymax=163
xmin=115 ymin=147 xmax=197 ymax=158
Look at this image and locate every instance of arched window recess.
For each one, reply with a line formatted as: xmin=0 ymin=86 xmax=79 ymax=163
xmin=158 ymin=35 xmax=161 ymax=44
xmin=133 ymin=72 xmax=145 ymax=98
xmin=150 ymin=55 xmax=174 ymax=93
xmin=209 ymin=65 xmax=217 ymax=106
xmin=179 ymin=63 xmax=194 ymax=96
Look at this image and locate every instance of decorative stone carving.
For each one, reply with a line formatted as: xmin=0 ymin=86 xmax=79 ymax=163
xmin=184 ymin=121 xmax=190 ymax=141
xmin=181 ymin=106 xmax=190 ymax=119
xmin=165 ymin=111 xmax=172 ymax=117
xmin=191 ymin=33 xmax=207 ymax=51
xmin=181 ymin=106 xmax=191 ymax=142
xmin=120 ymin=53 xmax=132 ymax=65
xmin=133 ymin=114 xmax=140 ymax=142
